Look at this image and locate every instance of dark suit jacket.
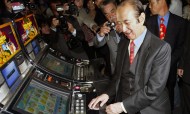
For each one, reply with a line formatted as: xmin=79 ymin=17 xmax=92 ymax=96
xmin=146 ymin=13 xmax=186 ymax=80
xmin=105 ymin=30 xmax=171 ymax=114
xmin=178 ymin=21 xmax=190 ymax=84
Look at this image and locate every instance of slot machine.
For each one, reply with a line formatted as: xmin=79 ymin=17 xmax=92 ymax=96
xmin=0 ymin=22 xmax=31 ymax=109
xmin=0 ymin=17 xmax=74 ymax=114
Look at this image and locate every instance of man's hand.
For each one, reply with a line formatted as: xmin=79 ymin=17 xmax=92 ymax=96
xmin=98 ymin=22 xmax=111 ymax=37
xmin=88 ymin=94 xmax=109 ymax=110
xmin=67 ymin=22 xmax=75 ymax=33
xmin=177 ymin=69 xmax=184 ymax=77
xmin=106 ymin=102 xmax=124 ymax=114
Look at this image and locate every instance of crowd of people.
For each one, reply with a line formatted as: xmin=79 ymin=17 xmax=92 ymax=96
xmin=0 ymin=0 xmax=190 ymax=114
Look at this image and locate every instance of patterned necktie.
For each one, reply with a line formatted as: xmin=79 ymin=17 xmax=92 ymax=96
xmin=159 ymin=18 xmax=166 ymax=40
xmin=129 ymin=41 xmax=135 ymax=64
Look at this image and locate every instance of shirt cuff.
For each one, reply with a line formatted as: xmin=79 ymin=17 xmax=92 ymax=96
xmin=71 ymin=29 xmax=76 ymax=37
xmin=96 ymin=33 xmax=104 ymax=42
xmin=120 ymin=102 xmax=127 ymax=113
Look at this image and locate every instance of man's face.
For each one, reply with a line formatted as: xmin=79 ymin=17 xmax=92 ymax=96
xmin=74 ymin=0 xmax=83 ymax=9
xmin=117 ymin=4 xmax=144 ymax=40
xmin=149 ymin=0 xmax=162 ymax=15
xmin=103 ymin=3 xmax=117 ymax=23
xmin=4 ymin=0 xmax=12 ymax=10
xmin=95 ymin=0 xmax=103 ymax=7
xmin=52 ymin=18 xmax=59 ymax=27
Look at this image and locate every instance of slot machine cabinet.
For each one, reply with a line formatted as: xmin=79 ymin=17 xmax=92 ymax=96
xmin=14 ymin=14 xmax=48 ymax=63
xmin=0 ymin=21 xmax=26 ymax=106
xmin=0 ymin=20 xmax=47 ymax=114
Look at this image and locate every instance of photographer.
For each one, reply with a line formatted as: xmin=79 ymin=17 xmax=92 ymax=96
xmin=94 ymin=0 xmax=122 ymax=75
xmin=48 ymin=13 xmax=89 ymax=59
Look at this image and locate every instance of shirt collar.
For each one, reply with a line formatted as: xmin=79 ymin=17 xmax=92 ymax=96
xmin=158 ymin=11 xmax=170 ymax=25
xmin=132 ymin=27 xmax=147 ymax=49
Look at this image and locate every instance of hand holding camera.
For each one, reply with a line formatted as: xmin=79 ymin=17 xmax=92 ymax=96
xmin=98 ymin=21 xmax=115 ymax=37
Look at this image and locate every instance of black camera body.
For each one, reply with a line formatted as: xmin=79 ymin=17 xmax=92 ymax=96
xmin=58 ymin=15 xmax=68 ymax=33
xmin=67 ymin=2 xmax=79 ymax=16
xmin=56 ymin=2 xmax=78 ymax=33
xmin=56 ymin=2 xmax=78 ymax=16
xmin=106 ymin=21 xmax=116 ymax=29
xmin=24 ymin=2 xmax=37 ymax=10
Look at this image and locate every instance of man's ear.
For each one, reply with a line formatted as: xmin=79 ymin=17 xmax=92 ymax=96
xmin=138 ymin=12 xmax=145 ymax=24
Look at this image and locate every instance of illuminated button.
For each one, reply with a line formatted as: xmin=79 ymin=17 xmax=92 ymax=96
xmin=47 ymin=76 xmax=52 ymax=82
xmin=75 ymin=86 xmax=80 ymax=90
xmin=76 ymin=107 xmax=79 ymax=110
xmin=81 ymin=110 xmax=84 ymax=113
xmin=76 ymin=100 xmax=79 ymax=102
xmin=76 ymin=103 xmax=79 ymax=106
xmin=80 ymin=100 xmax=84 ymax=103
xmin=77 ymin=94 xmax=82 ymax=98
xmin=75 ymin=110 xmax=79 ymax=113
xmin=81 ymin=107 xmax=84 ymax=110
xmin=80 ymin=103 xmax=84 ymax=106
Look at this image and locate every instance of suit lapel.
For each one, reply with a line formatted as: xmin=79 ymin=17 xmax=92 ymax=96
xmin=164 ymin=13 xmax=174 ymax=41
xmin=134 ymin=31 xmax=151 ymax=88
xmin=114 ymin=37 xmax=129 ymax=100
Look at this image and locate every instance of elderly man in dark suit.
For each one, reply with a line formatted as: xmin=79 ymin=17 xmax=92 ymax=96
xmin=146 ymin=0 xmax=186 ymax=110
xmin=88 ymin=0 xmax=171 ymax=114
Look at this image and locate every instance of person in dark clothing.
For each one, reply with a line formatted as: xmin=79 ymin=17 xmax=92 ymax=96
xmin=146 ymin=0 xmax=186 ymax=111
xmin=177 ymin=21 xmax=190 ymax=114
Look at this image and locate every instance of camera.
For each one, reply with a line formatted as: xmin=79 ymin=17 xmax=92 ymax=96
xmin=106 ymin=21 xmax=116 ymax=29
xmin=58 ymin=15 xmax=68 ymax=33
xmin=24 ymin=2 xmax=37 ymax=10
xmin=56 ymin=2 xmax=79 ymax=16
xmin=10 ymin=0 xmax=25 ymax=13
xmin=66 ymin=2 xmax=79 ymax=16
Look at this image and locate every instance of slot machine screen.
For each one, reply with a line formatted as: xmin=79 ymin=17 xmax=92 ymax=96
xmin=13 ymin=80 xmax=70 ymax=114
xmin=31 ymin=39 xmax=37 ymax=47
xmin=15 ymin=14 xmax=39 ymax=46
xmin=1 ymin=61 xmax=20 ymax=88
xmin=0 ymin=22 xmax=21 ymax=67
xmin=31 ymin=39 xmax=40 ymax=55
xmin=40 ymin=54 xmax=73 ymax=78
xmin=33 ymin=46 xmax=40 ymax=55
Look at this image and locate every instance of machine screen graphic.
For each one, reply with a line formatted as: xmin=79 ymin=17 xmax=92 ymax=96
xmin=15 ymin=81 xmax=69 ymax=114
xmin=1 ymin=60 xmax=20 ymax=87
xmin=41 ymin=54 xmax=73 ymax=78
xmin=15 ymin=14 xmax=38 ymax=45
xmin=0 ymin=22 xmax=21 ymax=67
